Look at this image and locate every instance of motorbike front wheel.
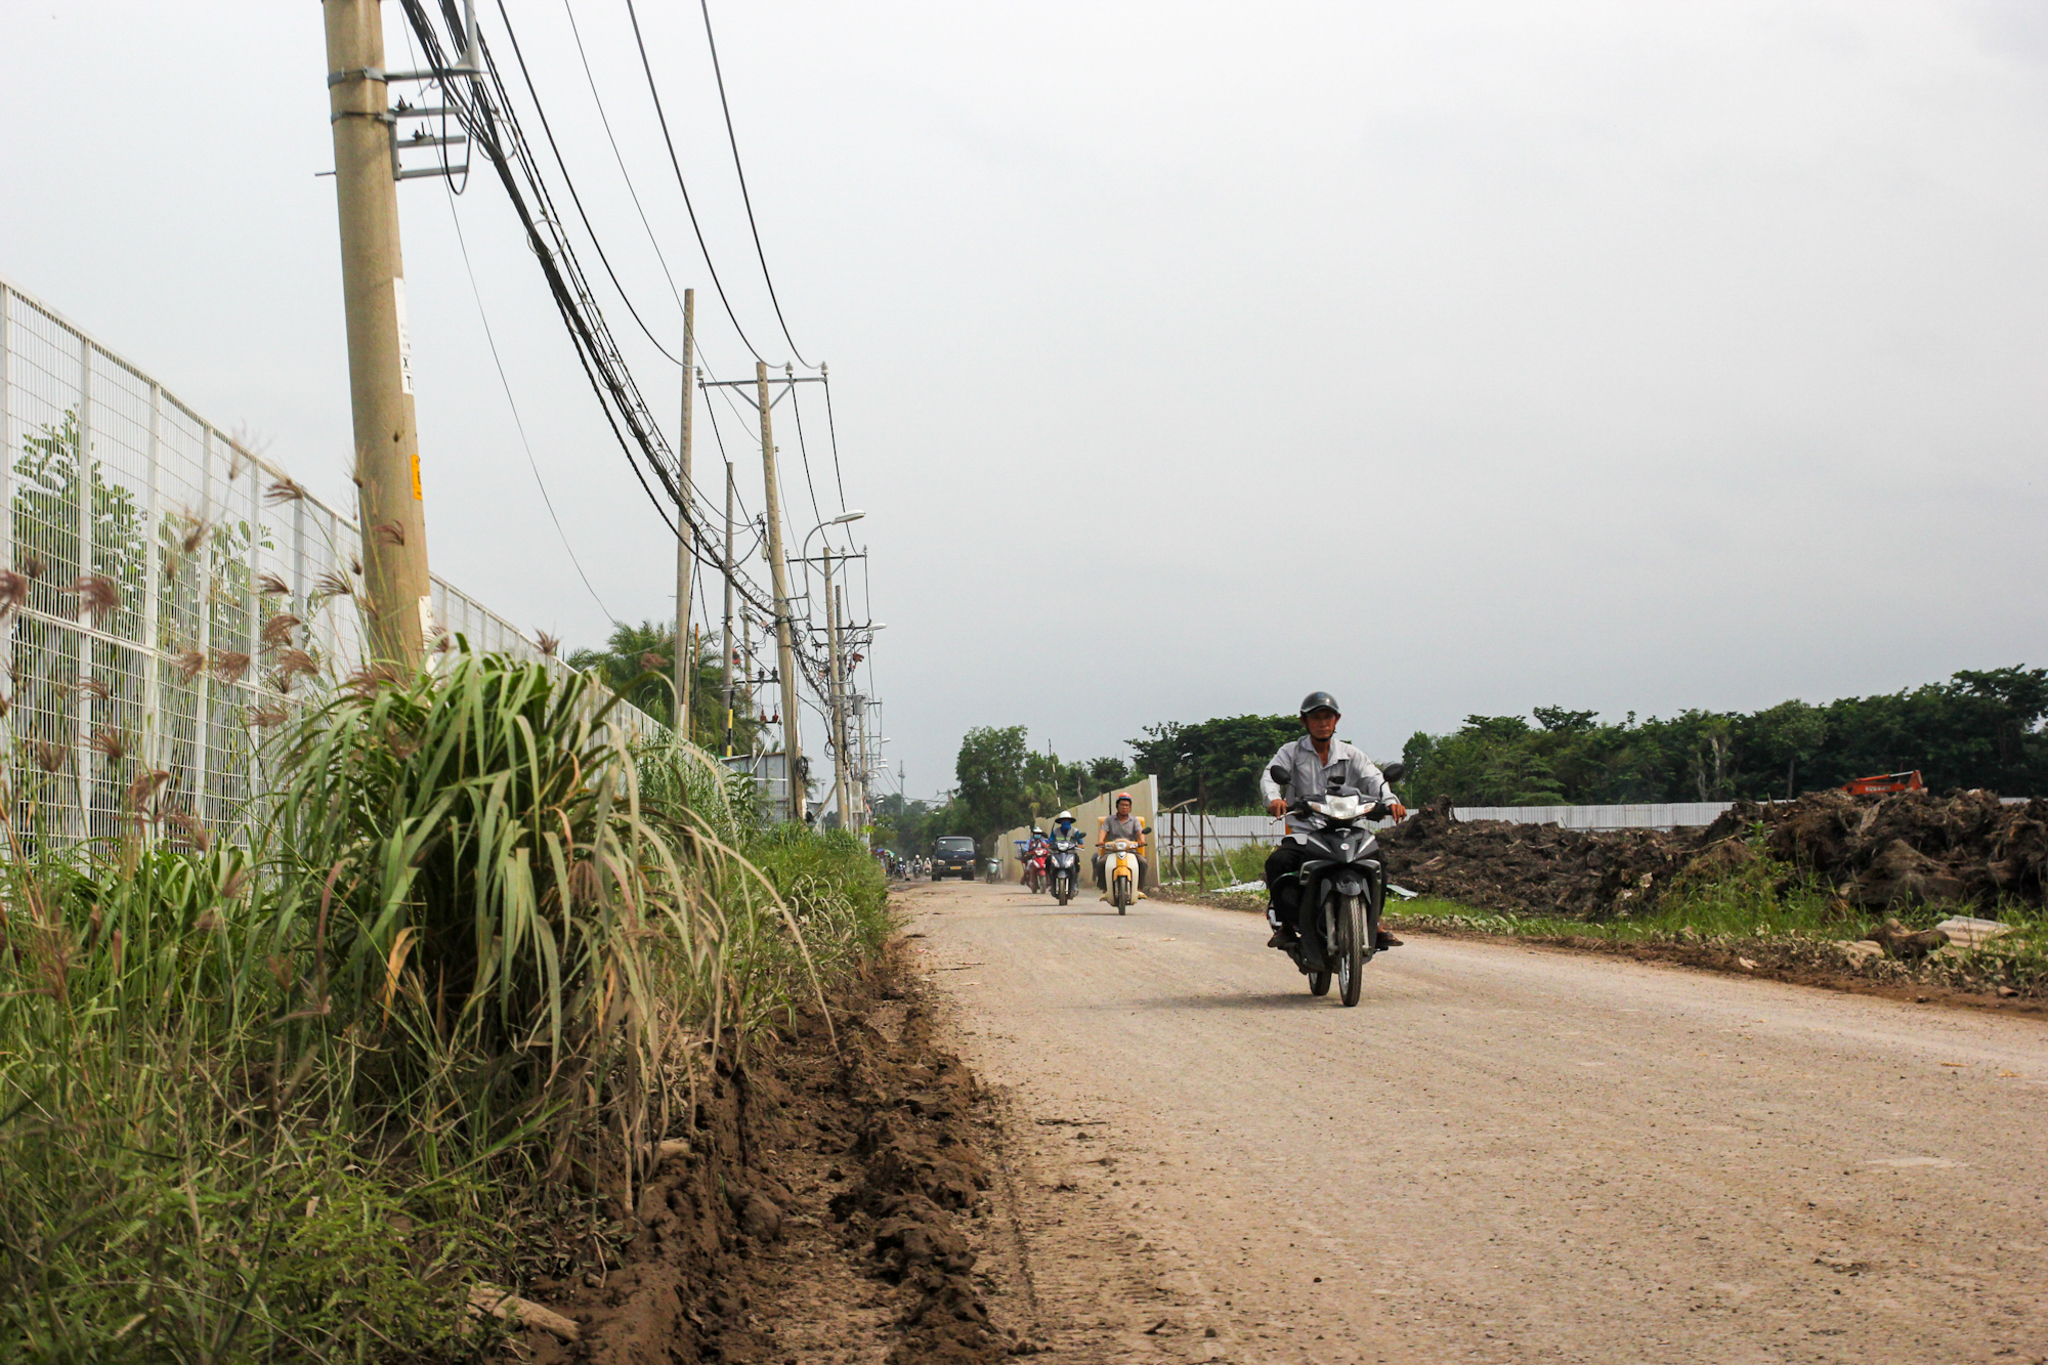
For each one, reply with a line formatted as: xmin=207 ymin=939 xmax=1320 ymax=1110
xmin=1336 ymin=892 xmax=1365 ymax=1007
xmin=1112 ymin=874 xmax=1131 ymax=914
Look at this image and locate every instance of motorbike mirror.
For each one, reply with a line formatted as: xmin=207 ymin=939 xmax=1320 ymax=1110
xmin=1380 ymin=761 xmax=1407 ymax=783
xmin=1267 ymin=763 xmax=1289 ymax=786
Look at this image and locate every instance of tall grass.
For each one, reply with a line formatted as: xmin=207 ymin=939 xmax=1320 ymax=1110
xmin=0 ymin=650 xmax=891 ymax=1362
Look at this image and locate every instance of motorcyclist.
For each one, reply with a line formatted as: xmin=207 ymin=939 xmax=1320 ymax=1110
xmin=1025 ymin=827 xmax=1051 ymax=884
xmin=1260 ymin=692 xmax=1407 ymax=966
xmin=1051 ymin=810 xmax=1081 ymax=846
xmin=1094 ymin=793 xmax=1150 ymax=901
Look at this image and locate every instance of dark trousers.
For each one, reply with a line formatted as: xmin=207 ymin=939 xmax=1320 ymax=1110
xmin=1264 ymin=842 xmax=1318 ymax=941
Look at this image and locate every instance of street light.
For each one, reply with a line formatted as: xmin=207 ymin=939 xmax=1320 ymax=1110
xmin=800 ymin=509 xmax=864 ymax=563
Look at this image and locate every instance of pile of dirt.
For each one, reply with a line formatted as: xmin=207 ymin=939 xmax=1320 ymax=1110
xmin=514 ymin=946 xmax=1005 ymax=1365
xmin=1715 ymin=788 xmax=2048 ymax=909
xmin=1375 ymin=800 xmax=1696 ymax=919
xmin=1375 ymin=789 xmax=2048 ymax=920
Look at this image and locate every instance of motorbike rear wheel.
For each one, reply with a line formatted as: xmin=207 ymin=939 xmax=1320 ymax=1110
xmin=1336 ymin=892 xmax=1365 ymax=1007
xmin=1308 ymin=969 xmax=1332 ymax=996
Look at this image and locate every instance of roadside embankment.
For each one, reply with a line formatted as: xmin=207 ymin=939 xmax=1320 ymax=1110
xmin=517 ymin=938 xmax=1008 ymax=1365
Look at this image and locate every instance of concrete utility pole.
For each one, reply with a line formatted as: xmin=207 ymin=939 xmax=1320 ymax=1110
xmin=756 ymin=363 xmax=802 ymax=822
xmin=673 ymin=288 xmax=695 ymax=739
xmin=823 ymin=549 xmax=849 ymax=831
xmin=720 ymin=459 xmax=736 ymax=757
xmin=323 ymin=0 xmax=431 ymax=668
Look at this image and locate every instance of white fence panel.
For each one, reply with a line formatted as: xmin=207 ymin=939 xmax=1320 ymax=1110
xmin=0 ymin=276 xmax=665 ymax=849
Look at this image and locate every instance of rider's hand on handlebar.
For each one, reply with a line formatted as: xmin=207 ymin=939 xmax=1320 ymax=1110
xmin=1390 ymin=801 xmax=1407 ymax=821
xmin=1267 ymin=798 xmax=1287 ymax=819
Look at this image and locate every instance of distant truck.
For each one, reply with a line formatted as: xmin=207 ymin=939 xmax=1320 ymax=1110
xmin=933 ymin=835 xmax=979 ymax=880
xmin=1843 ymin=770 xmax=1924 ymax=796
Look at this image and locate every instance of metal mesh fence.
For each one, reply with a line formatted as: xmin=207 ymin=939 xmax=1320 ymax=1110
xmin=0 ymin=277 xmax=665 ymax=849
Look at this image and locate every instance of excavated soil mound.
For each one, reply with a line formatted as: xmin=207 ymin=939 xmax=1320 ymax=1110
xmin=1376 ymin=790 xmax=2048 ymax=920
xmin=1715 ymin=788 xmax=2048 ymax=909
xmin=1375 ymin=801 xmax=1693 ymax=919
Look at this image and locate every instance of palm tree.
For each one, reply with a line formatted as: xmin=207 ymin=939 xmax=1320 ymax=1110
xmin=567 ymin=621 xmax=762 ymax=753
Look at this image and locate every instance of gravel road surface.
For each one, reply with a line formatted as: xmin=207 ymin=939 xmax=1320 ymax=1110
xmin=903 ymin=879 xmax=2047 ymax=1365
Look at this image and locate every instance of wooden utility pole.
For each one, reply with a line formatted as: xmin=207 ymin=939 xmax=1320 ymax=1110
xmin=756 ymin=363 xmax=802 ymax=821
xmin=323 ymin=0 xmax=431 ymax=668
xmin=673 ymin=289 xmax=695 ymax=739
xmin=720 ymin=459 xmax=736 ymax=757
xmin=823 ymin=549 xmax=849 ymax=830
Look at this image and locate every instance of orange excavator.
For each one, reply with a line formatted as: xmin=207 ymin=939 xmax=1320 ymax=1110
xmin=1842 ymin=770 xmax=1924 ymax=796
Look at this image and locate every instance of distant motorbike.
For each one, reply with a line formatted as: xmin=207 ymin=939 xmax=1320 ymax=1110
xmin=1047 ymin=836 xmax=1082 ymax=905
xmin=1024 ymin=841 xmax=1050 ymax=894
xmin=1269 ymin=781 xmax=1392 ymax=1007
xmin=1103 ymin=837 xmax=1143 ymax=914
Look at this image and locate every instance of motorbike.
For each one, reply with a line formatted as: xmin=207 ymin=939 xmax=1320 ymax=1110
xmin=1103 ymin=837 xmax=1143 ymax=914
xmin=1267 ymin=776 xmax=1398 ymax=1007
xmin=1047 ymin=836 xmax=1082 ymax=905
xmin=1024 ymin=842 xmax=1050 ymax=893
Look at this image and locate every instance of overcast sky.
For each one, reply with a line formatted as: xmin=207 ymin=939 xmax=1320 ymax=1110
xmin=3 ymin=1 xmax=2044 ymax=801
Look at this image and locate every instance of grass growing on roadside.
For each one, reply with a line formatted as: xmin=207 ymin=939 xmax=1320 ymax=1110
xmin=0 ymin=650 xmax=893 ymax=1363
xmin=1158 ymin=842 xmax=1272 ymax=890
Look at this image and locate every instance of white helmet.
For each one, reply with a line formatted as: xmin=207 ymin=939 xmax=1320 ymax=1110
xmin=1055 ymin=810 xmax=1075 ymax=821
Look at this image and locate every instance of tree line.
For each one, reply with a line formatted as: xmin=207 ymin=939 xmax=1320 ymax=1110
xmin=879 ymin=666 xmax=2046 ymax=855
xmin=1397 ymin=666 xmax=2048 ymax=806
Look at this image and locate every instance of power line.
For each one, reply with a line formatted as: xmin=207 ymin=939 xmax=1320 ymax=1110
xmin=399 ymin=1 xmax=766 ymax=612
xmin=622 ymin=0 xmax=768 ymax=363
xmin=789 ymin=382 xmax=826 ymax=539
xmin=496 ymin=0 xmax=683 ymax=367
xmin=821 ymin=371 xmax=849 ymax=513
xmin=398 ymin=2 xmax=870 ymax=762
xmin=561 ymin=0 xmax=688 ymax=321
xmin=442 ymin=181 xmax=619 ymax=625
xmin=696 ymin=0 xmax=812 ymax=368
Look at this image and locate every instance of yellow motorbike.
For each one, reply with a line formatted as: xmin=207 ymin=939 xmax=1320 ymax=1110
xmin=1103 ymin=838 xmax=1143 ymax=915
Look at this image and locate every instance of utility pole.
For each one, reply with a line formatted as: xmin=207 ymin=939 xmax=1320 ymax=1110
xmin=841 ymin=582 xmax=865 ymax=836
xmin=674 ymin=289 xmax=695 ymax=740
xmin=756 ymin=363 xmax=802 ymax=822
xmin=823 ymin=549 xmax=850 ymax=831
xmin=323 ymin=0 xmax=431 ymax=668
xmin=720 ymin=459 xmax=736 ymax=757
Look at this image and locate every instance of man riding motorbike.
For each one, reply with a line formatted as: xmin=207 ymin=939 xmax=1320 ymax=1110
xmin=1261 ymin=692 xmax=1407 ymax=968
xmin=1094 ymin=793 xmax=1150 ymax=901
xmin=1024 ymin=827 xmax=1052 ymax=891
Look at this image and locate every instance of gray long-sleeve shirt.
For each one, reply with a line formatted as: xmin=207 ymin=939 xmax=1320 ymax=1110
xmin=1258 ymin=735 xmax=1397 ymax=816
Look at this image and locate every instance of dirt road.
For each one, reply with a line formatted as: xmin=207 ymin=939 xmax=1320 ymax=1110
xmin=903 ymin=880 xmax=2048 ymax=1365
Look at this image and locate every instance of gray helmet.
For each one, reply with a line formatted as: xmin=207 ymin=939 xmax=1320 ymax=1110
xmin=1299 ymin=690 xmax=1341 ymax=718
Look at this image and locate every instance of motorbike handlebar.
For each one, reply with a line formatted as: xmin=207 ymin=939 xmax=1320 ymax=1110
xmin=1287 ymin=798 xmax=1393 ymax=822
